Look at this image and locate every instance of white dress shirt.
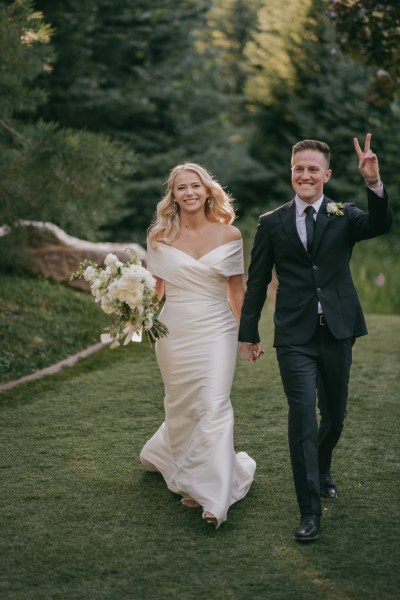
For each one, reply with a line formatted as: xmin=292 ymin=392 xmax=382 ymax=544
xmin=295 ymin=195 xmax=324 ymax=251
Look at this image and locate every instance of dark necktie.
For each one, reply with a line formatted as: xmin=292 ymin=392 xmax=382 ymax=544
xmin=304 ymin=206 xmax=316 ymax=253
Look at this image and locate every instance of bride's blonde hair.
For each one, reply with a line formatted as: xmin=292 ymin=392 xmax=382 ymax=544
xmin=147 ymin=163 xmax=235 ymax=247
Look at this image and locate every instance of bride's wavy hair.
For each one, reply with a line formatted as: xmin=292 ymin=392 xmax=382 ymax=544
xmin=147 ymin=163 xmax=236 ymax=248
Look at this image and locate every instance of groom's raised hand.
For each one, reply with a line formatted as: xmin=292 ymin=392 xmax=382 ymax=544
xmin=353 ymin=133 xmax=380 ymax=185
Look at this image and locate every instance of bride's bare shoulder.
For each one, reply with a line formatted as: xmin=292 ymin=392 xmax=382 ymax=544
xmin=220 ymin=224 xmax=242 ymax=243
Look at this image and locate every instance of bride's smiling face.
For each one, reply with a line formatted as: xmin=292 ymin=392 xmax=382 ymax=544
xmin=173 ymin=170 xmax=209 ymax=214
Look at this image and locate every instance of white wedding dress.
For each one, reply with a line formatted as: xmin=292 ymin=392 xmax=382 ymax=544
xmin=140 ymin=239 xmax=256 ymax=527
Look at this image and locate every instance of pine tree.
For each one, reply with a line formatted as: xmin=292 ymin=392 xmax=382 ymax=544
xmin=0 ymin=0 xmax=136 ymax=248
xmin=327 ymin=0 xmax=400 ymax=105
xmin=33 ymin=0 xmax=263 ymax=239
xmin=248 ymin=0 xmax=400 ymax=218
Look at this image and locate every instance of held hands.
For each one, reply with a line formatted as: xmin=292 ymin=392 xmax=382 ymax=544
xmin=239 ymin=342 xmax=264 ymax=364
xmin=353 ymin=133 xmax=380 ymax=185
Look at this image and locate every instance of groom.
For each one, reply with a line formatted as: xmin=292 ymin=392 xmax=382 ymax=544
xmin=238 ymin=134 xmax=392 ymax=542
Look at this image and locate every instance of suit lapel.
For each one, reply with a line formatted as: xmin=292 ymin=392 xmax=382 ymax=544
xmin=280 ymin=199 xmax=309 ymax=256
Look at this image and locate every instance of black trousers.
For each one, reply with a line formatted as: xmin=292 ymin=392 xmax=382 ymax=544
xmin=276 ymin=317 xmax=353 ymax=517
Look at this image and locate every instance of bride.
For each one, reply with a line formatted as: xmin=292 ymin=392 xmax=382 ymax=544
xmin=140 ymin=163 xmax=256 ymax=527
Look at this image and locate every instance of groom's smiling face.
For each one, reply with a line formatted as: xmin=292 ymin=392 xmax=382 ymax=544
xmin=291 ymin=149 xmax=332 ymax=204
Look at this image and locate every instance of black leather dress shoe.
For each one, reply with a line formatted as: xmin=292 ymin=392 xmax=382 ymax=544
xmin=294 ymin=515 xmax=320 ymax=542
xmin=320 ymin=473 xmax=337 ymax=498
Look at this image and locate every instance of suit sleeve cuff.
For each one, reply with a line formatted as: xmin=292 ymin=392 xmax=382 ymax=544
xmin=367 ymin=183 xmax=384 ymax=197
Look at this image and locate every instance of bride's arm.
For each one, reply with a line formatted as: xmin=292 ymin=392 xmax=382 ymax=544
xmin=154 ymin=276 xmax=165 ymax=301
xmin=227 ymin=274 xmax=245 ymax=323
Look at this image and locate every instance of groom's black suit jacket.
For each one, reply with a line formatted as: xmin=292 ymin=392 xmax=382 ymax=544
xmin=239 ymin=188 xmax=392 ymax=346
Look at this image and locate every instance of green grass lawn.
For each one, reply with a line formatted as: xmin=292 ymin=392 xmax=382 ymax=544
xmin=1 ymin=308 xmax=399 ymax=600
xmin=0 ymin=275 xmax=108 ymax=384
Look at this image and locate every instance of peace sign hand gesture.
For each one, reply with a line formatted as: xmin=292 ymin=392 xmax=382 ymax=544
xmin=353 ymin=133 xmax=380 ymax=183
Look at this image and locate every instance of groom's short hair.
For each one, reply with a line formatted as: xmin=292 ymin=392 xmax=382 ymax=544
xmin=292 ymin=139 xmax=331 ymax=167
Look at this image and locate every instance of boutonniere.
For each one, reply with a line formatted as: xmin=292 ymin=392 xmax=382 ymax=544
xmin=326 ymin=201 xmax=345 ymax=217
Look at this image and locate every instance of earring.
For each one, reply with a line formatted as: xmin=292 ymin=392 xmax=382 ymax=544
xmin=172 ymin=202 xmax=178 ymax=213
xmin=207 ymin=198 xmax=213 ymax=209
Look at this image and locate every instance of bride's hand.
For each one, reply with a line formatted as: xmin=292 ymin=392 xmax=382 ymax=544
xmin=239 ymin=342 xmax=263 ymax=363
xmin=254 ymin=347 xmax=264 ymax=361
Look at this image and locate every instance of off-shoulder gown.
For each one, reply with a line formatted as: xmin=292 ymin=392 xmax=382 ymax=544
xmin=140 ymin=239 xmax=256 ymax=527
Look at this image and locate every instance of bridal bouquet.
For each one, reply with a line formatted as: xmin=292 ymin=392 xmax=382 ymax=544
xmin=70 ymin=250 xmax=168 ymax=348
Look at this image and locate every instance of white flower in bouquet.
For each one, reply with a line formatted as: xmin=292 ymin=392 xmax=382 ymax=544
xmin=83 ymin=266 xmax=97 ymax=282
xmin=104 ymin=253 xmax=122 ymax=268
xmin=100 ymin=296 xmax=115 ymax=315
xmin=109 ymin=278 xmax=144 ymax=309
xmin=70 ymin=250 xmax=168 ymax=347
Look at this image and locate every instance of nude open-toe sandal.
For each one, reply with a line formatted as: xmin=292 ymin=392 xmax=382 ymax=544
xmin=180 ymin=497 xmax=200 ymax=508
xmin=202 ymin=511 xmax=218 ymax=526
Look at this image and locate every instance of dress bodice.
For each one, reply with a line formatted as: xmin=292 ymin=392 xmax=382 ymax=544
xmin=146 ymin=240 xmax=244 ymax=302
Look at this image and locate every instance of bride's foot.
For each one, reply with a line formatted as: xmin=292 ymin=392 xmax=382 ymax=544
xmin=180 ymin=497 xmax=201 ymax=508
xmin=202 ymin=510 xmax=218 ymax=527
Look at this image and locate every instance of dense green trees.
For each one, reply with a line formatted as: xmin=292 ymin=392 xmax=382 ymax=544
xmin=0 ymin=0 xmax=135 ymax=245
xmin=1 ymin=0 xmax=398 ymax=248
xmin=248 ymin=0 xmax=400 ymax=220
xmin=33 ymin=0 xmax=264 ymax=240
xmin=327 ymin=0 xmax=400 ymax=105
